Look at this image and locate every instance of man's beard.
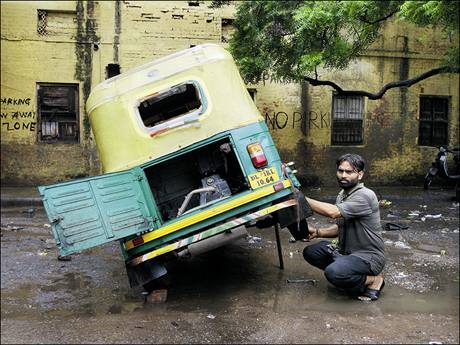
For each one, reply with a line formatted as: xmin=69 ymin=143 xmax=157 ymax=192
xmin=337 ymin=177 xmax=359 ymax=189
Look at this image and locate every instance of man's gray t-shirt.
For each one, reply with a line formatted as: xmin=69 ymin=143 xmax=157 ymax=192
xmin=335 ymin=183 xmax=385 ymax=274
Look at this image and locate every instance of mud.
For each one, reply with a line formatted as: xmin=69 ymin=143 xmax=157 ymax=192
xmin=1 ymin=186 xmax=459 ymax=344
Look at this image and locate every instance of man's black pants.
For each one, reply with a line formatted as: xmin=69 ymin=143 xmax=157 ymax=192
xmin=303 ymin=241 xmax=373 ymax=293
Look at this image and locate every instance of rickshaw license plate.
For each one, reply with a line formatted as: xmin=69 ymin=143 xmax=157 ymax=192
xmin=248 ymin=167 xmax=280 ymax=189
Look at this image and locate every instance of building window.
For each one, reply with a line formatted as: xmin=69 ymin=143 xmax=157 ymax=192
xmin=418 ymin=96 xmax=448 ymax=146
xmin=106 ymin=63 xmax=120 ymax=79
xmin=37 ymin=10 xmax=48 ymax=35
xmin=221 ymin=18 xmax=234 ymax=43
xmin=37 ymin=84 xmax=79 ymax=143
xmin=37 ymin=9 xmax=77 ymax=39
xmin=247 ymin=88 xmax=256 ymax=101
xmin=332 ymin=95 xmax=364 ymax=145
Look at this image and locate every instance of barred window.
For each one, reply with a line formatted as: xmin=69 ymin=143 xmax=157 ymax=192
xmin=37 ymin=10 xmax=48 ymax=35
xmin=418 ymin=96 xmax=448 ymax=146
xmin=37 ymin=84 xmax=79 ymax=143
xmin=332 ymin=95 xmax=364 ymax=145
xmin=37 ymin=9 xmax=77 ymax=39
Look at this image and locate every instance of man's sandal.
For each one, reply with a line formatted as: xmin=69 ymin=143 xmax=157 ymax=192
xmin=357 ymin=280 xmax=385 ymax=301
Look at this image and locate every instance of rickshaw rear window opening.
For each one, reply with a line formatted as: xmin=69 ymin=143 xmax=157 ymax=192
xmin=143 ymin=138 xmax=249 ymax=222
xmin=138 ymin=82 xmax=203 ymax=131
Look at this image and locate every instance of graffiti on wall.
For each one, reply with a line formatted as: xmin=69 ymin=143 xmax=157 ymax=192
xmin=1 ymin=97 xmax=31 ymax=106
xmin=1 ymin=97 xmax=36 ymax=132
xmin=264 ymin=111 xmax=330 ymax=130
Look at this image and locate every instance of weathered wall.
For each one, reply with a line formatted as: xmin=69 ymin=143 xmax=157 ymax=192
xmin=1 ymin=1 xmax=99 ymax=185
xmin=117 ymin=1 xmax=222 ymax=68
xmin=1 ymin=1 xmax=458 ymax=187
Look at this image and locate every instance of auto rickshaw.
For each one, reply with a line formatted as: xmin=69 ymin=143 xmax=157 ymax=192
xmin=39 ymin=44 xmax=311 ymax=290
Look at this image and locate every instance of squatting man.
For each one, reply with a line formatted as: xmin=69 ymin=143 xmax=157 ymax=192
xmin=303 ymin=153 xmax=385 ymax=301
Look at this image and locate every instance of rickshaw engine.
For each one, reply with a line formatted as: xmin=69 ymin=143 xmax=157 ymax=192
xmin=199 ymin=174 xmax=231 ymax=204
xmin=144 ymin=138 xmax=248 ymax=221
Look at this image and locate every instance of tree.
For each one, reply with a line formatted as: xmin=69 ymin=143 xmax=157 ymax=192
xmin=214 ymin=1 xmax=459 ymax=99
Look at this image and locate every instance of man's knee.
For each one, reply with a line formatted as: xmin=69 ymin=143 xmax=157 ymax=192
xmin=324 ymin=264 xmax=343 ymax=285
xmin=302 ymin=245 xmax=316 ymax=264
xmin=324 ymin=262 xmax=365 ymax=290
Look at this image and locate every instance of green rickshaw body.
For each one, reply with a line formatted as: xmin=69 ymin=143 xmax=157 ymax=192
xmin=39 ymin=44 xmax=304 ymax=288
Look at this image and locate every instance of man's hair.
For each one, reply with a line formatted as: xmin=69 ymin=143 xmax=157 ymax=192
xmin=336 ymin=153 xmax=366 ymax=172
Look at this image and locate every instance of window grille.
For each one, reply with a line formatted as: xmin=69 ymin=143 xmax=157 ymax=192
xmin=332 ymin=95 xmax=364 ymax=145
xmin=37 ymin=10 xmax=47 ymax=36
xmin=418 ymin=96 xmax=448 ymax=146
xmin=37 ymin=84 xmax=79 ymax=143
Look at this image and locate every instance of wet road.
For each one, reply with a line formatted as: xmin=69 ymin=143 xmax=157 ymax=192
xmin=1 ymin=186 xmax=459 ymax=343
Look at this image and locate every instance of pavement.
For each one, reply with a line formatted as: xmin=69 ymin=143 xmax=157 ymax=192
xmin=1 ymin=183 xmax=459 ymax=344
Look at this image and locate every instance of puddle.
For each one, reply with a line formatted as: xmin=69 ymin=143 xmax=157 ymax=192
xmin=162 ymin=240 xmax=459 ymax=317
xmin=1 ymin=216 xmax=458 ymax=323
xmin=1 ymin=271 xmax=145 ymax=320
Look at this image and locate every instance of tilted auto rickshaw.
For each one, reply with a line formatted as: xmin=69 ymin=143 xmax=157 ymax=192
xmin=39 ymin=44 xmax=311 ymax=290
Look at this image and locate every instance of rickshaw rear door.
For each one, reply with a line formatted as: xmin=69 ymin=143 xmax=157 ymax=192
xmin=39 ymin=169 xmax=156 ymax=256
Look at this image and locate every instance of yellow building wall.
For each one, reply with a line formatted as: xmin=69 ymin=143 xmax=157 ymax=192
xmin=1 ymin=1 xmax=458 ymax=186
xmin=1 ymin=1 xmax=97 ymax=185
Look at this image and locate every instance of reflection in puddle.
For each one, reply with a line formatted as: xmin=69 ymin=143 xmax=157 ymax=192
xmin=1 ymin=271 xmax=145 ymax=320
xmin=164 ymin=242 xmax=459 ymax=317
xmin=268 ymin=276 xmax=459 ymax=315
xmin=41 ymin=272 xmax=92 ymax=292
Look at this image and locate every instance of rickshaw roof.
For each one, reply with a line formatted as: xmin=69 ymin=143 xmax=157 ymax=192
xmin=87 ymin=44 xmax=233 ymax=113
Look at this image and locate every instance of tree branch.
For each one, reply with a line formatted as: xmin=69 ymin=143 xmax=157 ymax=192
xmin=359 ymin=9 xmax=399 ymax=25
xmin=303 ymin=66 xmax=458 ymax=100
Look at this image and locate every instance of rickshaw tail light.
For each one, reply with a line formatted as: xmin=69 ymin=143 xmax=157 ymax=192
xmin=132 ymin=236 xmax=144 ymax=247
xmin=247 ymin=142 xmax=268 ymax=168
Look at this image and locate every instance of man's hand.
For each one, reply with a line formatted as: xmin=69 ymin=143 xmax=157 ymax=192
xmin=308 ymin=225 xmax=319 ymax=239
xmin=307 ymin=224 xmax=339 ymax=239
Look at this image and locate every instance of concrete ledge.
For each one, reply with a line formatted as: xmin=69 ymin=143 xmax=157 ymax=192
xmin=1 ymin=187 xmax=43 ymax=207
xmin=1 ymin=196 xmax=43 ymax=207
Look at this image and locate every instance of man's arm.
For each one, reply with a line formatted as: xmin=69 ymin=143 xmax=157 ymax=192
xmin=308 ymin=223 xmax=339 ymax=239
xmin=306 ymin=197 xmax=342 ymax=219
